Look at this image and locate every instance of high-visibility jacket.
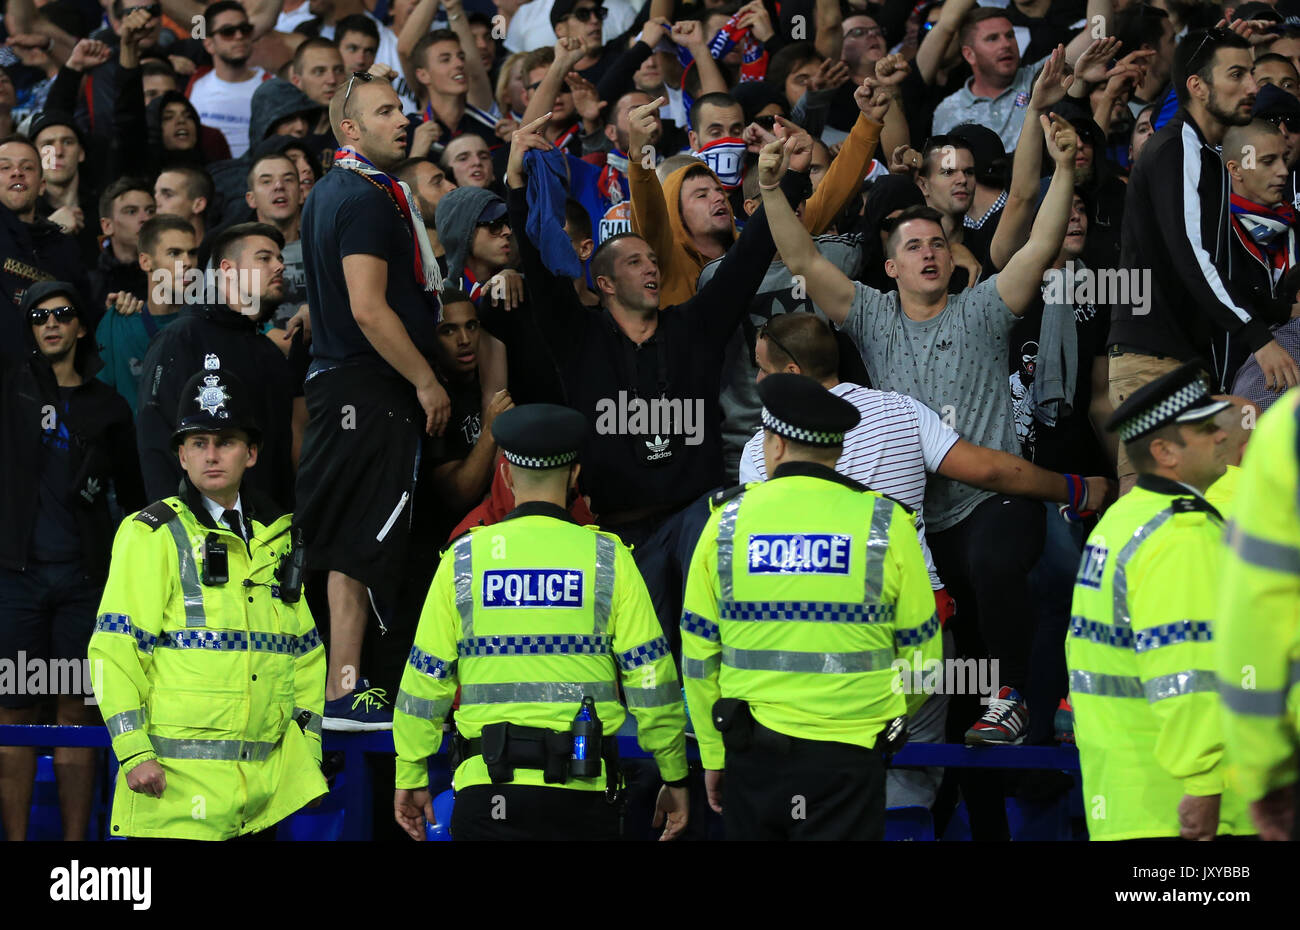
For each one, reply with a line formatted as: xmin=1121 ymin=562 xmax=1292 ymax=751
xmin=1218 ymin=391 xmax=1300 ymax=804
xmin=393 ymin=501 xmax=688 ymax=792
xmin=681 ymin=462 xmax=938 ymax=771
xmin=1067 ymin=473 xmax=1251 ymax=840
xmin=1206 ymin=463 xmax=1242 ymax=518
xmin=89 ymin=485 xmax=327 ymax=840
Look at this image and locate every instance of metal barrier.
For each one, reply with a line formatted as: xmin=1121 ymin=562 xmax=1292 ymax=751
xmin=0 ymin=724 xmax=1081 ymax=840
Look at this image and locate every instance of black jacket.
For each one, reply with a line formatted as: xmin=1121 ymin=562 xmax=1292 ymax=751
xmin=1110 ymin=108 xmax=1274 ymax=389
xmin=89 ymin=247 xmax=148 ymax=328
xmin=0 ymin=282 xmax=145 ymax=580
xmin=136 ymin=303 xmax=299 ymax=508
xmin=0 ymin=203 xmax=91 ymax=312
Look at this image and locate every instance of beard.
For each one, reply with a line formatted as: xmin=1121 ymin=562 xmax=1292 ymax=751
xmin=218 ymin=52 xmax=251 ymax=69
xmin=1206 ymin=87 xmax=1253 ymax=127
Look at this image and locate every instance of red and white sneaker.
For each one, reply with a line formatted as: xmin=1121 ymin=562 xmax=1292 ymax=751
xmin=965 ymin=686 xmax=1028 ymax=745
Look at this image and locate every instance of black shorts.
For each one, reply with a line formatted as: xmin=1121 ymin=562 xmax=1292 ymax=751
xmin=0 ymin=560 xmax=101 ymax=710
xmin=295 ymin=364 xmax=431 ymax=597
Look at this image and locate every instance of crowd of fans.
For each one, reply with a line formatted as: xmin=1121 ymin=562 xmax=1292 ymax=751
xmin=1 ymin=0 xmax=1298 ymax=840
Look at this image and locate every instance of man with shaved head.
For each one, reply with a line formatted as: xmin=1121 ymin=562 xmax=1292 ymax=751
xmin=298 ymin=73 xmax=451 ymax=732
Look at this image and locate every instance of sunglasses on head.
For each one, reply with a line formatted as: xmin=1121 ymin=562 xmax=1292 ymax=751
xmin=570 ymin=5 xmax=608 ymax=22
xmin=757 ymin=320 xmax=802 ymax=372
xmin=1184 ymin=26 xmax=1232 ymax=77
xmin=214 ymin=21 xmax=254 ymax=38
xmin=29 ymin=305 xmax=78 ymax=326
xmin=123 ymin=2 xmax=161 ymax=17
xmin=342 ymin=70 xmax=374 ymax=110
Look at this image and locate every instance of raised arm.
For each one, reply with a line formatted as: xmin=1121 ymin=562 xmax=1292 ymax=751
xmin=996 ymin=113 xmax=1076 ymax=315
xmin=672 ymin=20 xmax=727 ymax=96
xmin=915 ymin=0 xmax=974 ymax=85
xmin=797 ymin=78 xmax=888 ymax=233
xmin=1064 ymin=0 xmax=1112 ymax=65
xmin=626 ymin=95 xmax=676 ymax=275
xmin=759 ymin=136 xmax=857 ymax=326
xmin=990 ymin=44 xmax=1067 ymax=271
xmin=444 ymin=0 xmax=494 ymax=112
xmin=814 ymin=0 xmax=844 ymax=61
xmin=521 ymin=37 xmax=587 ymax=125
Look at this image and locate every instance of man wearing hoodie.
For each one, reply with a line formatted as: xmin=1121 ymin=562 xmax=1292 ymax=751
xmin=0 ymin=135 xmax=88 ymax=312
xmin=0 ymin=280 xmax=144 ymax=842
xmin=627 ymin=81 xmax=888 ymax=306
xmin=136 ymin=222 xmax=299 ymax=507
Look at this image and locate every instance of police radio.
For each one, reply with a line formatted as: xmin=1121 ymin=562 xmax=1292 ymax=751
xmin=277 ymin=528 xmax=306 ymax=603
xmin=201 ymin=533 xmax=229 ymax=586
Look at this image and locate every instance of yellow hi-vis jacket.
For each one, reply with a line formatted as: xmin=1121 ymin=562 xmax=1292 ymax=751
xmin=393 ymin=502 xmax=688 ymax=792
xmin=1218 ymin=391 xmax=1300 ymax=804
xmin=89 ymin=487 xmax=327 ymax=839
xmin=681 ymin=462 xmax=939 ymax=771
xmin=1067 ymin=473 xmax=1251 ymax=840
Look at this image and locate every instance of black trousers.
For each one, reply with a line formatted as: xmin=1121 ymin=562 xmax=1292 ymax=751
xmin=450 ymin=784 xmax=621 ymax=841
xmin=724 ymin=738 xmax=885 ymax=841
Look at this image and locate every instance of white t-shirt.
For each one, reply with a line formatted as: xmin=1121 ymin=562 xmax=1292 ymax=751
xmin=276 ymin=1 xmax=314 ymax=33
xmin=319 ymin=16 xmax=418 ymax=112
xmin=503 ymin=0 xmax=640 ymax=53
xmin=188 ymin=67 xmax=267 ymax=158
xmin=738 ymin=383 xmax=958 ymax=590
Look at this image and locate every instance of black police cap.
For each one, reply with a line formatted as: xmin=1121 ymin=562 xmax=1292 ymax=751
xmin=171 ymin=356 xmax=263 ymax=447
xmin=758 ymin=373 xmax=860 ymax=447
xmin=492 ymin=403 xmax=588 ymax=469
xmin=1105 ymin=361 xmax=1230 ymax=443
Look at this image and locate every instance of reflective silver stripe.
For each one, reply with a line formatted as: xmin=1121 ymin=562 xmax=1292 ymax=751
xmin=453 ymin=534 xmax=474 ymax=639
xmin=683 ymin=655 xmax=721 ymax=679
xmin=105 ymin=708 xmax=144 ymax=739
xmin=593 ymin=535 xmax=617 ymax=635
xmin=1144 ymin=669 xmax=1218 ymax=703
xmin=864 ymin=501 xmax=893 ymax=601
xmin=1220 ymin=682 xmax=1289 ymax=717
xmin=150 ymin=736 xmax=278 ymax=761
xmin=166 ymin=520 xmax=207 ymax=629
xmin=1112 ymin=508 xmax=1176 ymax=628
xmin=1226 ymin=520 xmax=1300 ymax=575
xmin=721 ymin=646 xmax=894 ymax=674
xmin=459 ymin=680 xmax=619 ymax=705
xmin=395 ymin=689 xmax=452 ymax=721
xmin=624 ymin=679 xmax=682 ymax=708
xmin=293 ymin=707 xmax=323 ymax=737
xmin=1069 ymin=669 xmax=1145 ymax=698
xmin=716 ymin=495 xmax=745 ymax=601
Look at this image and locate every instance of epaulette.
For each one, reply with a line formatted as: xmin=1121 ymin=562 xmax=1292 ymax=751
xmin=132 ymin=500 xmax=179 ymax=530
xmin=710 ymin=483 xmax=750 ymax=509
xmin=1171 ymin=496 xmax=1222 ymax=520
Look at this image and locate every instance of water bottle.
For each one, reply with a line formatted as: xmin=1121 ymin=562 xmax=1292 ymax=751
xmin=570 ymin=696 xmax=601 ymax=778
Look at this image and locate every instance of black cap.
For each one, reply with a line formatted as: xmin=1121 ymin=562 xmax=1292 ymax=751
xmin=171 ymin=357 xmax=262 ymax=448
xmin=550 ymin=0 xmax=596 ymax=27
xmin=492 ymin=403 xmax=588 ymax=469
xmin=949 ymin=122 xmax=1007 ymax=182
xmin=758 ymin=373 xmax=860 ymax=447
xmin=28 ymin=109 xmax=84 ymax=149
xmin=1105 ymin=362 xmax=1230 ymax=443
xmin=1254 ymin=83 xmax=1300 ymax=126
xmin=1050 ymin=101 xmax=1105 ymax=151
xmin=1234 ymin=1 xmax=1283 ymax=23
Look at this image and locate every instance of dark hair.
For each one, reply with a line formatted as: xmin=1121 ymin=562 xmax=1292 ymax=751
xmin=563 ymin=197 xmax=593 ymax=241
xmin=521 ymin=44 xmax=555 ymax=76
xmin=883 ymin=204 xmax=947 ymax=257
xmin=392 ymin=156 xmax=436 ymax=184
xmin=209 ymin=221 xmax=285 ymax=266
xmin=1173 ymin=27 xmax=1252 ymax=104
xmin=0 ymin=134 xmax=40 ymax=165
xmin=438 ymin=285 xmax=475 ymax=308
xmin=920 ymin=134 xmax=974 ymax=177
xmin=157 ymin=163 xmax=214 ymax=203
xmin=1259 ymin=25 xmax=1300 ymax=52
xmin=415 ymin=28 xmax=464 ymax=71
xmin=98 ymin=176 xmax=153 ymax=221
xmin=335 ymin=13 xmax=380 ymax=44
xmin=690 ymin=92 xmax=742 ymax=135
xmin=590 ymin=232 xmax=646 ymax=286
xmin=292 ymin=36 xmax=340 ymax=73
xmin=202 ymin=0 xmax=247 ymax=33
xmin=1112 ymin=4 xmax=1170 ymax=55
xmin=138 ymin=213 xmax=197 ymax=255
xmin=468 ymin=11 xmax=495 ymax=30
xmin=140 ymin=58 xmax=179 ymax=83
xmin=766 ymin=42 xmax=823 ymax=95
xmin=1254 ymin=52 xmax=1299 ymax=73
xmin=759 ymin=313 xmax=838 ymax=380
xmin=959 ymin=6 xmax=1012 ymax=47
xmin=246 ymin=150 xmax=298 ymax=188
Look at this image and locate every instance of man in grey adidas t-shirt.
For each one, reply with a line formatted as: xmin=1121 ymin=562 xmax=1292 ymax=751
xmin=755 ymin=111 xmax=1083 ymax=746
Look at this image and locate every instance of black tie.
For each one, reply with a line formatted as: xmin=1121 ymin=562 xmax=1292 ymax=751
xmin=222 ymin=509 xmax=246 ymax=547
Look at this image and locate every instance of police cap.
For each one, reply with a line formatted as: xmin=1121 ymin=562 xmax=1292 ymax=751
xmin=170 ymin=355 xmax=263 ymax=447
xmin=758 ymin=373 xmax=860 ymax=447
xmin=492 ymin=403 xmax=588 ymax=469
xmin=1105 ymin=361 xmax=1230 ymax=443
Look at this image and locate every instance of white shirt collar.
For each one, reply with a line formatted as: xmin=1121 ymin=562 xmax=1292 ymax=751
xmin=202 ymin=493 xmax=244 ymax=532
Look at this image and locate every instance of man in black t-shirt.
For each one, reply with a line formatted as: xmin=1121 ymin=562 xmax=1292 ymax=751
xmin=296 ymin=72 xmax=451 ymax=731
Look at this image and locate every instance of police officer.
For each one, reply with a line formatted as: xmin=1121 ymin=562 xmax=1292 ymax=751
xmin=89 ymin=362 xmax=328 ymax=840
xmin=1068 ymin=362 xmax=1252 ymax=840
xmin=681 ymin=374 xmax=939 ymax=841
xmin=393 ymin=404 xmax=690 ymax=841
xmin=1218 ymin=389 xmax=1300 ymax=841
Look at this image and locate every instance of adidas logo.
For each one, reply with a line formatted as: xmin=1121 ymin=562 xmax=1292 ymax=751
xmin=936 ymin=339 xmax=953 ymax=352
xmin=645 ymin=435 xmax=672 ymax=461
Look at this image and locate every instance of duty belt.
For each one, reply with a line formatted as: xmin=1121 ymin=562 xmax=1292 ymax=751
xmin=460 ymin=723 xmax=621 ymax=793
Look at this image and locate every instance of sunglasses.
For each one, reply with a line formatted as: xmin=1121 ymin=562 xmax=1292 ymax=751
xmin=214 ymin=21 xmax=254 ymax=38
xmin=477 ymin=217 xmax=510 ymax=236
xmin=29 ymin=305 xmax=78 ymax=325
xmin=570 ymin=5 xmax=608 ymax=22
xmin=757 ymin=320 xmax=802 ymax=372
xmin=123 ymin=2 xmax=161 ymax=17
xmin=342 ymin=70 xmax=373 ymax=110
xmin=845 ymin=25 xmax=883 ymax=39
xmin=1264 ymin=113 xmax=1299 ymax=133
